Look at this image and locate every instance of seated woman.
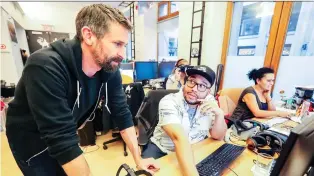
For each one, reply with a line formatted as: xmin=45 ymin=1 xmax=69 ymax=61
xmin=166 ymin=58 xmax=189 ymax=90
xmin=230 ymin=67 xmax=291 ymax=120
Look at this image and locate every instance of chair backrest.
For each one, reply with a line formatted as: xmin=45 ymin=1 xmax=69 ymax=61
xmin=136 ymin=89 xmax=179 ymax=146
xmin=123 ymin=83 xmax=145 ymax=125
xmin=218 ymin=88 xmax=245 ymax=116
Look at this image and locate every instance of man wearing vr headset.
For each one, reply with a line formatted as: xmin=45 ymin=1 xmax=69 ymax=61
xmin=165 ymin=59 xmax=189 ymax=90
xmin=142 ymin=65 xmax=228 ymax=176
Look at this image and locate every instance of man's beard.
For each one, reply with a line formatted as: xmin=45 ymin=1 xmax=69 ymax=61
xmin=184 ymin=94 xmax=201 ymax=105
xmin=101 ymin=56 xmax=122 ymax=73
xmin=92 ymin=43 xmax=121 ymax=73
xmin=185 ymin=99 xmax=201 ymax=105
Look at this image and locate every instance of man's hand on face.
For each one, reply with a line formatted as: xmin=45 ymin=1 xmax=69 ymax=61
xmin=136 ymin=158 xmax=160 ymax=175
xmin=198 ymin=100 xmax=224 ymax=117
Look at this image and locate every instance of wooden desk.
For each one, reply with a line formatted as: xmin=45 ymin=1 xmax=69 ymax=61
xmin=155 ymin=118 xmax=299 ymax=176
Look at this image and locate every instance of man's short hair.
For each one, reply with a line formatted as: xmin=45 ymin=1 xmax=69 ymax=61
xmin=75 ymin=4 xmax=132 ymax=41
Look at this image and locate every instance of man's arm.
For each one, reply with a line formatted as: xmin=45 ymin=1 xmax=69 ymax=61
xmin=62 ymin=155 xmax=91 ymax=176
xmin=24 ymin=63 xmax=89 ymax=176
xmin=209 ymin=109 xmax=227 ymax=140
xmin=163 ymin=124 xmax=199 ymax=176
xmin=158 ymin=99 xmax=199 ymax=176
xmin=107 ymin=71 xmax=159 ymax=174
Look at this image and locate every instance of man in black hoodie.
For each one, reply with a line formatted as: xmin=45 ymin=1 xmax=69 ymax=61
xmin=6 ymin=4 xmax=159 ymax=176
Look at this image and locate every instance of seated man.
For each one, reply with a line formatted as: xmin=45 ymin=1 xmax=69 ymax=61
xmin=141 ymin=65 xmax=227 ymax=176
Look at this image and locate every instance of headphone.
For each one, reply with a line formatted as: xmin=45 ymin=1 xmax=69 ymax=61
xmin=246 ymin=131 xmax=283 ymax=157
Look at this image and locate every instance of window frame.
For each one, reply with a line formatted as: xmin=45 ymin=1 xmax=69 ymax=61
xmin=158 ymin=2 xmax=179 ymax=22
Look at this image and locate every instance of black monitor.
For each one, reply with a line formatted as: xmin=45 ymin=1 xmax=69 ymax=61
xmin=270 ymin=116 xmax=314 ymax=176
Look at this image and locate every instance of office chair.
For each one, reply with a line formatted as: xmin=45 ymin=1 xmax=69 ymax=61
xmin=136 ymin=89 xmax=179 ymax=147
xmin=103 ymin=83 xmax=145 ymax=156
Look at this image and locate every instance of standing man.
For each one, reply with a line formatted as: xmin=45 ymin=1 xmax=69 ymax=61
xmin=6 ymin=4 xmax=159 ymax=176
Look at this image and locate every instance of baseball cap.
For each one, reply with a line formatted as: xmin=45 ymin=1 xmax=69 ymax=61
xmin=185 ymin=65 xmax=216 ymax=86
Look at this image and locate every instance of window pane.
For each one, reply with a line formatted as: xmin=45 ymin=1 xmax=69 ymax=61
xmin=170 ymin=2 xmax=179 ymax=13
xmin=159 ymin=3 xmax=168 ymax=18
xmin=273 ymin=2 xmax=314 ymax=100
xmin=223 ymin=2 xmax=276 ymax=88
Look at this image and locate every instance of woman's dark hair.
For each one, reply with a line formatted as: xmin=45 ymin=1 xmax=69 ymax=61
xmin=247 ymin=67 xmax=274 ymax=84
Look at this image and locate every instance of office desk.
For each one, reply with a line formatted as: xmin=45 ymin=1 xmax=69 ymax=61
xmin=155 ymin=118 xmax=298 ymax=176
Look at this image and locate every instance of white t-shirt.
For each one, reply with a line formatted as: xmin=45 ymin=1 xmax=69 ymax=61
xmin=150 ymin=89 xmax=217 ymax=153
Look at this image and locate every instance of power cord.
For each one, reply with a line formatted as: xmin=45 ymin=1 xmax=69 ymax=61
xmin=82 ymin=145 xmax=100 ymax=154
xmin=227 ymin=167 xmax=239 ymax=176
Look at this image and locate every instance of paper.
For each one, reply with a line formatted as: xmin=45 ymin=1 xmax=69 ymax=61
xmin=265 ymin=117 xmax=289 ymax=127
xmin=268 ymin=127 xmax=290 ymax=136
xmin=290 ymin=116 xmax=302 ymax=124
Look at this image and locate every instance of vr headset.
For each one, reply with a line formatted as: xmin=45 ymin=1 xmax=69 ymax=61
xmin=246 ymin=131 xmax=284 ymax=157
xmin=177 ymin=65 xmax=194 ymax=73
xmin=116 ymin=164 xmax=152 ymax=176
xmin=230 ymin=119 xmax=269 ymax=141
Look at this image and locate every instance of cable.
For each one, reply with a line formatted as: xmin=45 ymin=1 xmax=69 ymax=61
xmin=83 ymin=145 xmax=100 ymax=154
xmin=227 ymin=167 xmax=239 ymax=176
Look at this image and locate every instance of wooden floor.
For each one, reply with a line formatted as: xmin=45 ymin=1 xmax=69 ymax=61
xmin=1 ymin=131 xmax=138 ymax=176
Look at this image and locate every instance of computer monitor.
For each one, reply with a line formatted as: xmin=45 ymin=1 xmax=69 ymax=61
xmin=120 ymin=63 xmax=133 ymax=70
xmin=158 ymin=61 xmax=176 ymax=78
xmin=270 ymin=116 xmax=314 ymax=176
xmin=134 ymin=61 xmax=158 ymax=81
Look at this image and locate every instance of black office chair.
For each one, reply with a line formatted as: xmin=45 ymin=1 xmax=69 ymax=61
xmin=136 ymin=89 xmax=179 ymax=148
xmin=103 ymin=83 xmax=145 ymax=156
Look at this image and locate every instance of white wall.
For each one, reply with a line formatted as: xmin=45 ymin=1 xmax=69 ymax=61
xmin=1 ymin=8 xmax=24 ymax=84
xmin=273 ymin=56 xmax=314 ymax=100
xmin=158 ymin=17 xmax=179 ymax=61
xmin=14 ymin=21 xmax=30 ymax=56
xmin=133 ymin=2 xmax=158 ymax=61
xmin=178 ymin=2 xmax=227 ymax=68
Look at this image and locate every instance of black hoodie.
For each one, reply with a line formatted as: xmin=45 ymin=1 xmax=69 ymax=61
xmin=6 ymin=37 xmax=134 ymax=165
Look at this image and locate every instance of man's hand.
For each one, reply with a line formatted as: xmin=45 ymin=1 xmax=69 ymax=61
xmin=198 ymin=100 xmax=224 ymax=117
xmin=136 ymin=158 xmax=160 ymax=175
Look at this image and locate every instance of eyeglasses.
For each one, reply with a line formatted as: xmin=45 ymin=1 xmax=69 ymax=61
xmin=186 ymin=79 xmax=210 ymax=92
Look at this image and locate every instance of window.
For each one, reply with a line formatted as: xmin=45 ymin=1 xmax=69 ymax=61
xmin=287 ymin=2 xmax=302 ymax=32
xmin=170 ymin=2 xmax=179 ymax=13
xmin=239 ymin=2 xmax=262 ymax=36
xmin=282 ymin=44 xmax=291 ymax=56
xmin=158 ymin=3 xmax=168 ymax=17
xmin=158 ymin=2 xmax=179 ymax=22
xmin=237 ymin=46 xmax=256 ymax=56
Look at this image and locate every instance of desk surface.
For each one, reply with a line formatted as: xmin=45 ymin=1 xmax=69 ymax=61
xmin=155 ymin=118 xmax=298 ymax=176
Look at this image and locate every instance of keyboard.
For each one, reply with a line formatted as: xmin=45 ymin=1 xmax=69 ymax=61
xmin=196 ymin=143 xmax=245 ymax=176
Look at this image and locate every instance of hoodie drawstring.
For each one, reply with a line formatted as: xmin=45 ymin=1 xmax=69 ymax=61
xmin=72 ymin=81 xmax=82 ymax=114
xmin=104 ymin=82 xmax=111 ymax=114
xmin=87 ymin=83 xmax=105 ymax=121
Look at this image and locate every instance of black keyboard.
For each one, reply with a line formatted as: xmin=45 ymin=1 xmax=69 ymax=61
xmin=196 ymin=143 xmax=245 ymax=176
